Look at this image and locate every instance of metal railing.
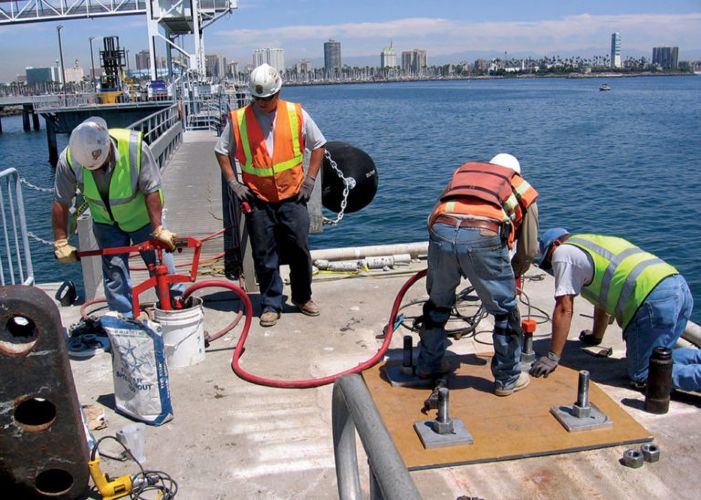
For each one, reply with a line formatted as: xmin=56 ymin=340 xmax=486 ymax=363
xmin=32 ymin=93 xmax=99 ymax=111
xmin=0 ymin=168 xmax=34 ymax=286
xmin=332 ymin=374 xmax=421 ymax=500
xmin=127 ymin=103 xmax=183 ymax=169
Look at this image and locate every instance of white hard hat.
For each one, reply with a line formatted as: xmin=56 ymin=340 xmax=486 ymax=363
xmin=69 ymin=117 xmax=110 ymax=170
xmin=490 ymin=153 xmax=521 ymax=174
xmin=249 ymin=63 xmax=282 ymax=98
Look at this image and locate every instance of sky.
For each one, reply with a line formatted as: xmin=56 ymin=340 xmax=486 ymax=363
xmin=1 ymin=0 xmax=700 ymax=81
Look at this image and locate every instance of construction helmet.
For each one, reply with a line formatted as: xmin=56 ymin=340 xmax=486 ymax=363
xmin=490 ymin=153 xmax=521 ymax=174
xmin=68 ymin=117 xmax=110 ymax=170
xmin=249 ymin=63 xmax=282 ymax=98
xmin=534 ymin=227 xmax=570 ymax=273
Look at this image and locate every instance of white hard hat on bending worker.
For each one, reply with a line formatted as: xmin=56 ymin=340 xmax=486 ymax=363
xmin=490 ymin=153 xmax=521 ymax=174
xmin=68 ymin=116 xmax=113 ymax=170
xmin=249 ymin=63 xmax=283 ymax=98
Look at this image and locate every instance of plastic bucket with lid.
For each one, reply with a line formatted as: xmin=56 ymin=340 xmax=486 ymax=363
xmin=154 ymin=297 xmax=205 ymax=368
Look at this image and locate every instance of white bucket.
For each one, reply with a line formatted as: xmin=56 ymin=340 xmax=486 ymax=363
xmin=154 ymin=297 xmax=205 ymax=368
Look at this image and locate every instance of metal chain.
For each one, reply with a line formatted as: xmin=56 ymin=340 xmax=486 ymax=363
xmin=19 ymin=177 xmax=55 ymax=193
xmin=322 ymin=150 xmax=356 ymax=226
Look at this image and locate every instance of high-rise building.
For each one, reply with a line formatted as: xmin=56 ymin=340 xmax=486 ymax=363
xmin=252 ymin=48 xmax=285 ymax=73
xmin=135 ymin=50 xmax=150 ymax=71
xmin=652 ymin=47 xmax=679 ymax=70
xmin=205 ymin=54 xmax=227 ymax=78
xmin=401 ymin=49 xmax=427 ymax=76
xmin=25 ymin=67 xmax=53 ymax=85
xmin=610 ymin=32 xmax=622 ymax=68
xmin=324 ymin=39 xmax=342 ymax=78
xmin=381 ymin=42 xmax=396 ymax=68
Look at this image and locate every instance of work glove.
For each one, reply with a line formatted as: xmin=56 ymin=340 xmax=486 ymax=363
xmin=227 ymin=178 xmax=255 ymax=202
xmin=529 ymin=351 xmax=560 ymax=378
xmin=579 ymin=329 xmax=602 ymax=346
xmin=152 ymin=225 xmax=176 ymax=251
xmin=54 ymin=238 xmax=78 ymax=263
xmin=296 ymin=175 xmax=316 ymax=203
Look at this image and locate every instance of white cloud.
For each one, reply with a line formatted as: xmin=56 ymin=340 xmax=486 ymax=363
xmin=212 ymin=12 xmax=701 ymax=58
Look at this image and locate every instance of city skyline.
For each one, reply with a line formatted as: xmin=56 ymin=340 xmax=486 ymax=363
xmin=0 ymin=0 xmax=700 ymax=81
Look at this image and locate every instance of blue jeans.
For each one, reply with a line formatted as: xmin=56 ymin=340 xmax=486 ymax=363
xmin=624 ymin=274 xmax=699 ymax=392
xmin=92 ymin=222 xmax=178 ymax=317
xmin=418 ymin=223 xmax=521 ymax=387
xmin=246 ymin=197 xmax=312 ymax=312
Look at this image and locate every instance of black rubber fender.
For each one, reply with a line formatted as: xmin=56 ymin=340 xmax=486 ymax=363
xmin=321 ymin=141 xmax=378 ymax=213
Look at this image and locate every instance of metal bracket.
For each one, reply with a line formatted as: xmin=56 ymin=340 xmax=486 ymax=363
xmin=414 ymin=418 xmax=474 ymax=448
xmin=550 ymin=403 xmax=612 ymax=432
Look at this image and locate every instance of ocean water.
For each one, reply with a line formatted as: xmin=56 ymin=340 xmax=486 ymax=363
xmin=1 ymin=76 xmax=700 ymax=323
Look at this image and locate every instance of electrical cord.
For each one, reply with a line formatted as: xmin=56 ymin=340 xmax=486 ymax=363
xmin=90 ymin=435 xmax=178 ymax=499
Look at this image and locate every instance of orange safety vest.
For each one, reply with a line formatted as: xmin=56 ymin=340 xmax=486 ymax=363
xmin=429 ymin=162 xmax=538 ymax=246
xmin=230 ymin=100 xmax=305 ymax=202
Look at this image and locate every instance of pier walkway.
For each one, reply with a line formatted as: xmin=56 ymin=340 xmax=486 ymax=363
xmin=25 ymin=128 xmax=701 ymax=498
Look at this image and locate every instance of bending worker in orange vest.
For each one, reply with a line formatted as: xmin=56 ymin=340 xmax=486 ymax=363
xmin=215 ymin=64 xmax=327 ymax=327
xmin=418 ymin=154 xmax=540 ymax=396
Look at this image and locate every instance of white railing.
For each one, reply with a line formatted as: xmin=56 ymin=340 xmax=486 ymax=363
xmin=32 ymin=93 xmax=99 ymax=111
xmin=127 ymin=103 xmax=183 ymax=169
xmin=0 ymin=169 xmax=34 ymax=286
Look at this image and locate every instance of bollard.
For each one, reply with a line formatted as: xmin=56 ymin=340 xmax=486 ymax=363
xmin=0 ymin=285 xmax=90 ymax=499
xmin=645 ymin=347 xmax=673 ymax=414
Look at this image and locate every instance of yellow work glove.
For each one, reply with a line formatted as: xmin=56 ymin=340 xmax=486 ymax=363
xmin=54 ymin=238 xmax=78 ymax=263
xmin=152 ymin=225 xmax=176 ymax=251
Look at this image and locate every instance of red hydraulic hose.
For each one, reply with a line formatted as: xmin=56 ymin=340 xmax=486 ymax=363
xmin=181 ymin=280 xmax=251 ymax=344
xmin=226 ymin=269 xmax=427 ymax=389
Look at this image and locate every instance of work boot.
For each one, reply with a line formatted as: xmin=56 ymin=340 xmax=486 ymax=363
xmin=293 ymin=299 xmax=320 ymax=317
xmin=494 ymin=371 xmax=530 ymax=397
xmin=259 ymin=309 xmax=281 ymax=327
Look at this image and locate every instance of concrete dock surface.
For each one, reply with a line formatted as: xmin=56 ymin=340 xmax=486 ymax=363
xmin=45 ymin=130 xmax=701 ymax=498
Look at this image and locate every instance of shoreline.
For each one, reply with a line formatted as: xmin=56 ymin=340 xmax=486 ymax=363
xmin=284 ymin=71 xmax=694 ymax=87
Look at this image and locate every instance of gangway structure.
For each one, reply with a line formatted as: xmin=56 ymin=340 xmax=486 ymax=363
xmin=0 ymin=0 xmax=237 ymax=80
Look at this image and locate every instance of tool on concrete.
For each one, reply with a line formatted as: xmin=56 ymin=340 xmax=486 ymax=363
xmin=550 ymin=370 xmax=612 ymax=431
xmin=88 ymin=435 xmax=178 ymax=499
xmin=644 ymin=347 xmax=673 ymax=414
xmin=414 ymin=387 xmax=474 ymax=448
xmin=641 ymin=443 xmax=660 ymax=463
xmin=520 ymin=319 xmax=537 ymax=368
xmin=622 ymin=448 xmax=644 ymax=468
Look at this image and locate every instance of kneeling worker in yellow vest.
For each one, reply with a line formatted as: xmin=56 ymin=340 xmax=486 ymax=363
xmin=51 ymin=116 xmax=176 ymax=318
xmin=214 ymin=63 xmax=327 ymax=328
xmin=532 ymin=229 xmax=701 ymax=392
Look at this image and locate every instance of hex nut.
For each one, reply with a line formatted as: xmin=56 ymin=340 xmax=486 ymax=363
xmin=571 ymin=403 xmax=591 ymax=419
xmin=623 ymin=449 xmax=644 ymax=468
xmin=641 ymin=443 xmax=660 ymax=463
xmin=432 ymin=419 xmax=455 ymax=435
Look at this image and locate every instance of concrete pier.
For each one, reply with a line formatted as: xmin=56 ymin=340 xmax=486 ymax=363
xmin=33 ymin=128 xmax=701 ymax=499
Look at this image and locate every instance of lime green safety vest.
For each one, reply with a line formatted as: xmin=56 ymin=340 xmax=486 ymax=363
xmin=565 ymin=234 xmax=678 ymax=330
xmin=67 ymin=129 xmax=161 ymax=232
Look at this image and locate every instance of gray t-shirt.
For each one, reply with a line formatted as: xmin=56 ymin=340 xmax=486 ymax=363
xmin=214 ymin=103 xmax=326 ymax=159
xmin=552 ymin=244 xmax=594 ymax=297
xmin=54 ymin=138 xmax=162 ymax=205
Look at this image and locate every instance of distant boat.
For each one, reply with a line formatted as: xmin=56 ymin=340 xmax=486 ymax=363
xmin=599 ymin=83 xmax=611 ymax=91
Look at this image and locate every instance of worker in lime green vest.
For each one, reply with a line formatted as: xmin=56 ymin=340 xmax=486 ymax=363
xmin=533 ymin=228 xmax=700 ymax=392
xmin=51 ymin=116 xmax=177 ymax=317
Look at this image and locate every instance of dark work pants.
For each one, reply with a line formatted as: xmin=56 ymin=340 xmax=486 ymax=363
xmin=247 ymin=197 xmax=312 ymax=312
